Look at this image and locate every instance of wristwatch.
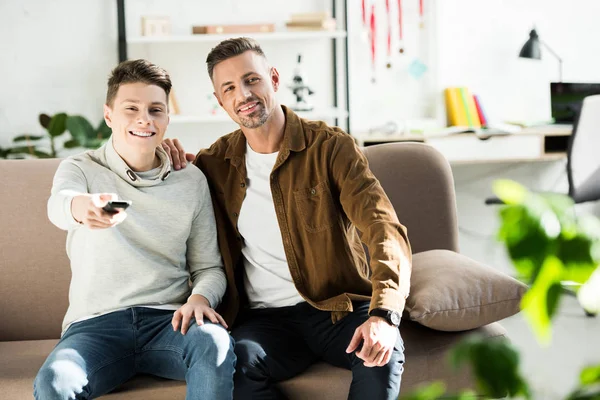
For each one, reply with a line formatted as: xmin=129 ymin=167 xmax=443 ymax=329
xmin=369 ymin=308 xmax=401 ymax=327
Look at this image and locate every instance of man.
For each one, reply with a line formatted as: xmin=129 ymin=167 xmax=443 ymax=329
xmin=165 ymin=37 xmax=411 ymax=399
xmin=35 ymin=59 xmax=236 ymax=399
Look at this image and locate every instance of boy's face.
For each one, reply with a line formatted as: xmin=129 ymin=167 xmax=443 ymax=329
xmin=212 ymin=50 xmax=280 ymax=129
xmin=104 ymin=82 xmax=169 ymax=156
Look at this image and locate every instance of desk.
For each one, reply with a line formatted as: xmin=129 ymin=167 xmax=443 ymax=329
xmin=355 ymin=125 xmax=573 ymax=165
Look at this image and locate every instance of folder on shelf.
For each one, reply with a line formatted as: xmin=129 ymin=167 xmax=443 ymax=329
xmin=444 ymin=87 xmax=482 ymax=128
xmin=473 ymin=94 xmax=488 ymax=127
xmin=192 ymin=24 xmax=275 ymax=35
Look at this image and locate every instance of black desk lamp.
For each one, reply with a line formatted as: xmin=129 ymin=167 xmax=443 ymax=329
xmin=519 ymin=28 xmax=563 ymax=82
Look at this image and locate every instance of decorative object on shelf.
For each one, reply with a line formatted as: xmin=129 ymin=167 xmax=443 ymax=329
xmin=288 ymin=54 xmax=315 ymax=112
xmin=370 ymin=3 xmax=376 ymax=83
xmin=192 ymin=23 xmax=275 ymax=35
xmin=407 ymin=58 xmax=427 ymax=79
xmin=141 ymin=16 xmax=171 ymax=37
xmin=519 ymin=28 xmax=563 ymax=82
xmin=397 ymin=0 xmax=404 ymax=53
xmin=385 ymin=0 xmax=392 ymax=68
xmin=285 ymin=11 xmax=336 ymax=31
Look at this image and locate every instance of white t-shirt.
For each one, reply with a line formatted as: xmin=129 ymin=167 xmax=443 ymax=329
xmin=238 ymin=142 xmax=304 ymax=308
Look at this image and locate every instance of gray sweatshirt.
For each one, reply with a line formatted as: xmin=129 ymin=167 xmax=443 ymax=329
xmin=47 ymin=139 xmax=226 ymax=333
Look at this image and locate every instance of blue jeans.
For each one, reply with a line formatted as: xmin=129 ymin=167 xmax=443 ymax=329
xmin=232 ymin=301 xmax=404 ymax=400
xmin=34 ymin=307 xmax=236 ymax=399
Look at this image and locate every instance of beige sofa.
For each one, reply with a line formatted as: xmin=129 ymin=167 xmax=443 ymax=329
xmin=0 ymin=142 xmax=508 ymax=399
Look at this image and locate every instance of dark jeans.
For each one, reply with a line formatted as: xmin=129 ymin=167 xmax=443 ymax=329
xmin=34 ymin=307 xmax=236 ymax=399
xmin=232 ymin=301 xmax=404 ymax=400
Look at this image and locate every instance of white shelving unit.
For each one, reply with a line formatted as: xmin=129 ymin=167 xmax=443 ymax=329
xmin=116 ymin=0 xmax=350 ymax=136
xmin=127 ymin=30 xmax=347 ymax=44
xmin=169 ymin=107 xmax=349 ymax=124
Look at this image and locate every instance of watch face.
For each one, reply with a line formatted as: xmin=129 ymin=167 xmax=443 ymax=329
xmin=390 ymin=311 xmax=401 ymax=326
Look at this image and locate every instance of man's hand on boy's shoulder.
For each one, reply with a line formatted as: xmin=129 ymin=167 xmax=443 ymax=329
xmin=162 ymin=138 xmax=195 ymax=171
xmin=172 ymin=294 xmax=228 ymax=334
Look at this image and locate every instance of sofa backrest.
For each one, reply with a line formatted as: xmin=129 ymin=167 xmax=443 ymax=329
xmin=363 ymin=142 xmax=459 ymax=255
xmin=0 ymin=142 xmax=459 ymax=341
xmin=1 ymin=158 xmax=68 ymax=341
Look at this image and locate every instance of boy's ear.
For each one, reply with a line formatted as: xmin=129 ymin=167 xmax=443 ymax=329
xmin=103 ymin=104 xmax=113 ymax=127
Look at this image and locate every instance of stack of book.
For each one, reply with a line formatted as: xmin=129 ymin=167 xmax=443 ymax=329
xmin=285 ymin=12 xmax=336 ymax=31
xmin=444 ymin=87 xmax=488 ymax=128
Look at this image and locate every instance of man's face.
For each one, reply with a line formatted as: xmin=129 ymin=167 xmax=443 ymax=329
xmin=212 ymin=51 xmax=280 ymax=129
xmin=104 ymin=82 xmax=169 ymax=156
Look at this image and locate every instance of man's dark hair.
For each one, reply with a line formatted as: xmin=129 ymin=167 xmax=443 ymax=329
xmin=106 ymin=59 xmax=172 ymax=106
xmin=206 ymin=37 xmax=266 ymax=80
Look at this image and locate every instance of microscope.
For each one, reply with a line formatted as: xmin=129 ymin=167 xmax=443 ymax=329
xmin=288 ymin=54 xmax=315 ymax=112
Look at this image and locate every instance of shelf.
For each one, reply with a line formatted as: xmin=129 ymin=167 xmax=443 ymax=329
xmin=169 ymin=108 xmax=348 ymax=124
xmin=128 ymin=31 xmax=347 ymax=44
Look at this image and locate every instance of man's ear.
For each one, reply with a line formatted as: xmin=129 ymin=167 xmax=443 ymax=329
xmin=103 ymin=104 xmax=113 ymax=128
xmin=213 ymin=92 xmax=224 ymax=108
xmin=271 ymin=67 xmax=280 ymax=92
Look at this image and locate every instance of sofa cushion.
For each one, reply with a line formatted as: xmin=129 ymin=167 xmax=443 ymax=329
xmin=0 ymin=321 xmax=506 ymax=399
xmin=406 ymin=250 xmax=527 ymax=331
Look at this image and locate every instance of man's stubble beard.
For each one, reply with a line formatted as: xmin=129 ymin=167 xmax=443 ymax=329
xmin=238 ymin=104 xmax=271 ymax=129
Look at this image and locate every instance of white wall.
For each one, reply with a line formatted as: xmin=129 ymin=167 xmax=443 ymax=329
xmin=0 ymin=0 xmax=117 ymax=148
xmin=2 ymin=0 xmax=600 ymax=269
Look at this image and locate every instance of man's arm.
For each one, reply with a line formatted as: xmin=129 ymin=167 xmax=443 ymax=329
xmin=329 ymin=133 xmax=412 ymax=313
xmin=47 ymin=160 xmax=124 ymax=230
xmin=329 ymin=133 xmax=412 ymax=368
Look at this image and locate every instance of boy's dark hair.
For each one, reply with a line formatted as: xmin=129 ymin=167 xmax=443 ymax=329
xmin=206 ymin=37 xmax=266 ymax=80
xmin=106 ymin=59 xmax=172 ymax=106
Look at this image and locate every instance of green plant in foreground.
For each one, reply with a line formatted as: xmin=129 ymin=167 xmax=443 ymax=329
xmin=401 ymin=180 xmax=600 ymax=400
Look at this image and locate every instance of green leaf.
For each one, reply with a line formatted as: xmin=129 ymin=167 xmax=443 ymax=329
xmin=63 ymin=139 xmax=81 ymax=149
xmin=449 ymin=336 xmax=530 ymax=399
xmin=493 ymin=179 xmax=528 ymax=205
xmin=66 ymin=115 xmax=95 ymax=146
xmin=32 ymin=150 xmax=53 ymax=158
xmin=47 ymin=113 xmax=68 ymax=137
xmin=521 ymin=256 xmax=564 ymax=345
xmin=399 ymin=381 xmax=446 ymax=400
xmin=581 ymin=365 xmax=600 ymax=385
xmin=96 ymin=119 xmax=112 ymax=139
xmin=13 ymin=135 xmax=44 ymax=142
xmin=9 ymin=145 xmax=36 ymax=155
xmin=39 ymin=113 xmax=51 ymax=129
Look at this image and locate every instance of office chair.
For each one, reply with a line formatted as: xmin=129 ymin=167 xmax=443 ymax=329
xmin=485 ymin=95 xmax=600 ymax=316
xmin=486 ymin=94 xmax=600 ymax=205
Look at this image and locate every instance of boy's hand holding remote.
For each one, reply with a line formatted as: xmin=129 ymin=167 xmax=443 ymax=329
xmin=71 ymin=193 xmax=129 ymax=229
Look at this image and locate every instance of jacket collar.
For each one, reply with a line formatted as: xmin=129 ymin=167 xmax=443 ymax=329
xmin=224 ymin=105 xmax=306 ymax=167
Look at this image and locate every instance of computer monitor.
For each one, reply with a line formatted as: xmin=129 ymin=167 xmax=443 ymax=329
xmin=551 ymin=82 xmax=600 ymax=124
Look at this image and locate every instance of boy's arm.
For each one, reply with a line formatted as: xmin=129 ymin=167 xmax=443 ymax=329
xmin=47 ymin=160 xmax=122 ymax=230
xmin=47 ymin=160 xmax=89 ymax=230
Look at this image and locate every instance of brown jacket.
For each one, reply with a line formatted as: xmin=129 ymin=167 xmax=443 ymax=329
xmin=195 ymin=106 xmax=411 ymax=325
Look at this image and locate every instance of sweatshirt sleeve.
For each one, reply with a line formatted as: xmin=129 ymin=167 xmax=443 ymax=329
xmin=47 ymin=159 xmax=88 ymax=231
xmin=186 ymin=172 xmax=227 ymax=309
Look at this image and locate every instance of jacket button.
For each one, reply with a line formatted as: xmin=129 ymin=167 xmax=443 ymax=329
xmin=240 ymin=182 xmax=246 ymax=188
xmin=233 ymin=212 xmax=238 ymax=217
xmin=310 ymin=188 xmax=317 ymax=195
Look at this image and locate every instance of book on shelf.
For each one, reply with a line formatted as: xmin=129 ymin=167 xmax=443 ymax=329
xmin=192 ymin=23 xmax=275 ymax=35
xmin=285 ymin=19 xmax=337 ymax=31
xmin=444 ymin=87 xmax=482 ymax=128
xmin=286 ymin=11 xmax=336 ymax=31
